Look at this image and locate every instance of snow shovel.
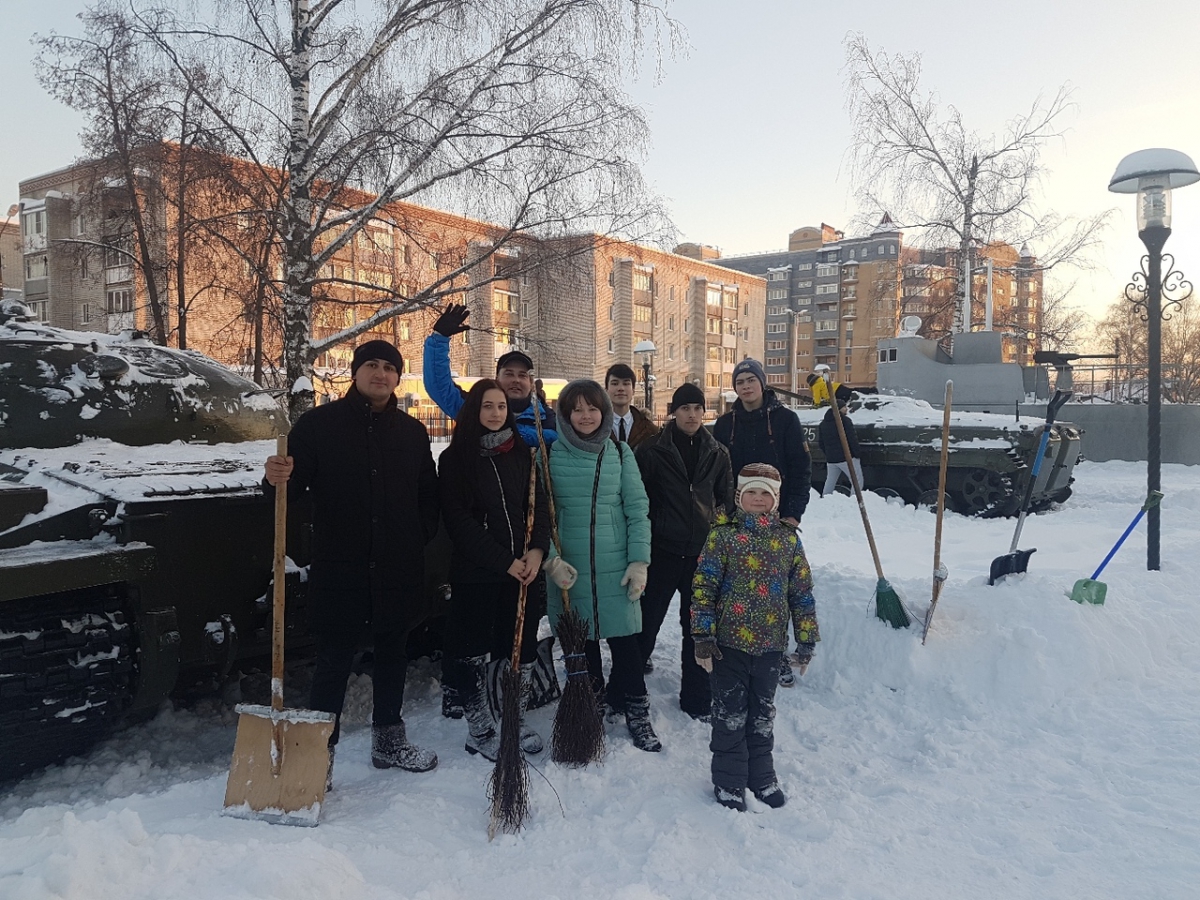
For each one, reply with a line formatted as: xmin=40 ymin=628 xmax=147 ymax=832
xmin=1070 ymin=491 xmax=1164 ymax=605
xmin=988 ymin=389 xmax=1072 ymax=585
xmin=827 ymin=377 xmax=910 ymax=629
xmin=223 ymin=434 xmax=334 ymax=826
xmin=922 ymin=381 xmax=953 ymax=644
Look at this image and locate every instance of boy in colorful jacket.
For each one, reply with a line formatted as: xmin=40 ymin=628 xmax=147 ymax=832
xmin=691 ymin=463 xmax=818 ymax=812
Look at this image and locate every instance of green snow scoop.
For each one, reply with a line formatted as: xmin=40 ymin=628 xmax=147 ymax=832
xmin=1069 ymin=491 xmax=1164 ymax=605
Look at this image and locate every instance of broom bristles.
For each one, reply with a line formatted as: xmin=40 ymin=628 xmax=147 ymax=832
xmin=875 ymin=577 xmax=912 ymax=629
xmin=488 ymin=664 xmax=530 ymax=839
xmin=550 ymin=608 xmax=605 ymax=766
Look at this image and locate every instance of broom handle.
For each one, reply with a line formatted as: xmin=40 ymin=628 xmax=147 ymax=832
xmin=532 ymin=403 xmax=572 ymax=614
xmin=271 ymin=433 xmax=288 ymax=714
xmin=827 ymin=380 xmax=884 ymax=580
xmin=510 ymin=450 xmax=539 ymax=672
xmin=932 ymin=383 xmax=952 ymax=590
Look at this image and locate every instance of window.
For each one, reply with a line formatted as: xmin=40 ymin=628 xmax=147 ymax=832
xmin=80 ymin=256 xmax=89 ymax=279
xmin=654 ymin=311 xmax=661 ymax=326
xmin=724 ymin=347 xmax=735 ymax=363
xmin=608 ymin=305 xmax=614 ymax=321
xmin=706 ymin=373 xmax=721 ymax=387
xmin=73 ymin=214 xmax=84 ymax=236
xmin=844 ymin=286 xmax=857 ymax=299
xmin=767 ymin=323 xmax=787 ymax=334
xmin=724 ymin=291 xmax=738 ymax=308
xmin=768 ymin=305 xmax=788 ymax=316
xmin=767 ymin=289 xmax=787 ymax=301
xmin=398 ymin=321 xmax=410 ymax=341
xmin=667 ymin=344 xmax=675 ymax=360
xmin=684 ymin=317 xmax=690 ymax=332
xmin=493 ymin=290 xmax=518 ymax=312
xmin=81 ymin=303 xmax=91 ymax=324
xmin=768 ymin=271 xmax=788 ymax=281
xmin=725 ymin=320 xmax=736 ymax=335
xmin=708 ymin=345 xmax=722 ymax=361
xmin=767 ymin=340 xmax=787 ymax=351
xmin=794 ymin=330 xmax=811 ymax=341
xmin=848 ymin=249 xmax=856 ymax=259
xmin=106 ymin=288 xmax=133 ymax=314
xmin=22 ymin=209 xmax=45 ymax=237
xmin=25 ymin=255 xmax=48 ymax=280
xmin=633 ymin=268 xmax=653 ymax=292
xmin=607 ymin=338 xmax=614 ymax=353
xmin=684 ymin=346 xmax=690 ymax=361
xmin=796 ymin=263 xmax=812 ymax=271
xmin=796 ymin=280 xmax=813 ymax=288
xmin=878 ymin=246 xmax=885 ymax=255
xmin=707 ymin=317 xmax=722 ymax=334
xmin=795 ymin=313 xmax=812 ymax=323
xmin=668 ymin=314 xmax=675 ymax=331
xmin=816 ymin=264 xmax=837 ymax=278
xmin=766 ymin=356 xmax=786 ymax=367
xmin=815 ymin=320 xmax=838 ymax=332
xmin=767 ymin=374 xmax=788 ymax=385
xmin=879 ymin=347 xmax=898 ymax=363
xmin=706 ymin=286 xmax=722 ymax=307
xmin=670 ymin=285 xmax=675 ymax=302
xmin=815 ymin=284 xmax=838 ymax=295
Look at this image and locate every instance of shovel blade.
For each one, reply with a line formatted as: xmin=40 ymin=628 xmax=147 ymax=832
xmin=222 ymin=704 xmax=335 ymax=827
xmin=1070 ymin=578 xmax=1107 ymax=605
xmin=988 ymin=548 xmax=1037 ymax=585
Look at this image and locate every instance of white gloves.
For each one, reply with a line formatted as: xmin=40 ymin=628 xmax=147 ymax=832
xmin=621 ymin=561 xmax=649 ymax=602
xmin=543 ymin=557 xmax=578 ymax=590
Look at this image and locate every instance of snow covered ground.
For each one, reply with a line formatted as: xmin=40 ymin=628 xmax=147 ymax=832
xmin=3 ymin=460 xmax=1199 ymax=900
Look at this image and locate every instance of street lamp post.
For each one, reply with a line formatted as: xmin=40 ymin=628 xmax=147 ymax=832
xmin=1108 ymin=148 xmax=1199 ymax=571
xmin=633 ymin=339 xmax=657 ymax=419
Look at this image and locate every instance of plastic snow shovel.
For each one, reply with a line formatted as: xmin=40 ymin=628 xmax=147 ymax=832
xmin=223 ymin=435 xmax=334 ymax=826
xmin=1070 ymin=491 xmax=1164 ymax=605
xmin=988 ymin=389 xmax=1072 ymax=585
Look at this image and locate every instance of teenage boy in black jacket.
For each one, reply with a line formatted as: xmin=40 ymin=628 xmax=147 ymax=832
xmin=634 ymin=383 xmax=735 ymax=720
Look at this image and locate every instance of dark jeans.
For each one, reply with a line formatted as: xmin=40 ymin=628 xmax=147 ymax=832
xmin=709 ymin=646 xmax=781 ymax=791
xmin=638 ymin=551 xmax=710 ymax=717
xmin=584 ymin=634 xmax=646 ymax=708
xmin=444 ymin=579 xmax=540 ymax=680
xmin=309 ymin=625 xmax=408 ymax=745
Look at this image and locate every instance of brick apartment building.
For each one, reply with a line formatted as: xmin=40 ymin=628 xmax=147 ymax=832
xmin=17 ymin=150 xmax=763 ymax=420
xmin=0 ymin=213 xmax=23 ymax=301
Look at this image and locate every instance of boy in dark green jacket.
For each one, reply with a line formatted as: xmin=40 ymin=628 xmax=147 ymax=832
xmin=691 ymin=463 xmax=818 ymax=812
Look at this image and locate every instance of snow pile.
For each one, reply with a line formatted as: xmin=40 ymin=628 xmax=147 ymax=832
xmin=2 ymin=461 xmax=1199 ymax=899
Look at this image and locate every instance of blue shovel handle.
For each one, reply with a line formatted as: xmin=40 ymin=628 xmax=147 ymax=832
xmin=1090 ymin=491 xmax=1165 ymax=580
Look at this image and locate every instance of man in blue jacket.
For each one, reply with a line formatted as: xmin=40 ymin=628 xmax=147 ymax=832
xmin=422 ymin=304 xmax=557 ymax=446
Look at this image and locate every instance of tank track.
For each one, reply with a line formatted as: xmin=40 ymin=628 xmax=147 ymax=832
xmin=0 ymin=584 xmax=136 ymax=782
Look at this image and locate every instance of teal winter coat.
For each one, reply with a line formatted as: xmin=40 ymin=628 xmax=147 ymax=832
xmin=547 ymin=395 xmax=652 ymax=640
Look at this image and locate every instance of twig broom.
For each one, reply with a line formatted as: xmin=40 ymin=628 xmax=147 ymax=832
xmin=533 ymin=407 xmax=605 ymax=766
xmin=487 ymin=450 xmax=538 ymax=839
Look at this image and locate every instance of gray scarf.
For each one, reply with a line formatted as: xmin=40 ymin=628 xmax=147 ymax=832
xmin=479 ymin=427 xmax=515 ymax=456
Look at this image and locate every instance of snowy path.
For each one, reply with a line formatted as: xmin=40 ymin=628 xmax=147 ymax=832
xmin=3 ymin=461 xmax=1199 ymax=899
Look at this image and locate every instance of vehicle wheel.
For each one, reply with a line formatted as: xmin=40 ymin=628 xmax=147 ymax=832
xmin=870 ymin=487 xmax=904 ymax=504
xmin=0 ymin=584 xmax=136 ymax=782
xmin=955 ymin=469 xmax=1014 ymax=517
xmin=916 ymin=489 xmax=954 ymax=513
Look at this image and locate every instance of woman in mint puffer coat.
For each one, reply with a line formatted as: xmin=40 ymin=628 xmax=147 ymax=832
xmin=544 ymin=379 xmax=660 ymax=752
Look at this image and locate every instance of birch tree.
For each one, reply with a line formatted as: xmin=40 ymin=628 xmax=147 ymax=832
xmin=844 ymin=33 xmax=1108 ymax=342
xmin=127 ymin=0 xmax=676 ymax=417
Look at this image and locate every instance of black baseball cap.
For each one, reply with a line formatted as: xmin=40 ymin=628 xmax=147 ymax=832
xmin=496 ymin=350 xmax=534 ymax=372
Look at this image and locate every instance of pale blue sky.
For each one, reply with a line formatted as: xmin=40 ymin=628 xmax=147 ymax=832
xmin=5 ymin=0 xmax=1199 ymax=322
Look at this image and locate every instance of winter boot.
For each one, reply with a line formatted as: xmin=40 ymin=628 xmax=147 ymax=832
xmin=440 ymin=654 xmax=466 ymax=718
xmin=624 ymin=694 xmax=662 ymax=753
xmin=463 ymin=655 xmax=500 ymax=761
xmin=714 ymin=785 xmax=747 ymax=812
xmin=778 ymin=655 xmax=796 ymax=689
xmin=371 ymin=720 xmax=438 ymax=772
xmin=751 ymin=782 xmax=787 ymax=809
xmin=325 ymin=745 xmax=336 ymax=793
xmin=517 ymin=662 xmax=544 ymax=755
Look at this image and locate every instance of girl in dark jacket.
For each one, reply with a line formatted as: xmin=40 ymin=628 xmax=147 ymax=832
xmin=438 ymin=380 xmax=551 ymax=760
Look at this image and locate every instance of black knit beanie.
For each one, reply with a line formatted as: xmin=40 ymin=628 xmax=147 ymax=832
xmin=351 ymin=339 xmax=404 ymax=376
xmin=670 ymin=382 xmax=706 ymax=413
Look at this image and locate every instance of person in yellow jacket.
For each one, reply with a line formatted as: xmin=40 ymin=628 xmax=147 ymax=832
xmin=806 ymin=366 xmax=841 ymax=408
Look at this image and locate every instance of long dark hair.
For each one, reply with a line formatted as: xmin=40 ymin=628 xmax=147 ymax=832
xmin=444 ymin=379 xmax=522 ymax=511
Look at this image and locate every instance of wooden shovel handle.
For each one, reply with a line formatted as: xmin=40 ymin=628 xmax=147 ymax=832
xmin=828 ymin=383 xmax=884 ymax=580
xmin=272 ymin=434 xmax=288 ymax=713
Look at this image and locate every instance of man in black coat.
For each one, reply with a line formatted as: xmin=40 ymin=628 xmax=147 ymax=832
xmin=818 ymin=385 xmax=864 ymax=496
xmin=712 ymin=358 xmax=813 ymax=689
xmin=635 ymin=383 xmax=734 ymax=719
xmin=264 ymin=340 xmax=440 ymax=783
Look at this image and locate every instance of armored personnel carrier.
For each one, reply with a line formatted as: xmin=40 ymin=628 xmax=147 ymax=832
xmin=0 ymin=302 xmax=447 ymax=780
xmin=797 ymin=394 xmax=1080 ymax=516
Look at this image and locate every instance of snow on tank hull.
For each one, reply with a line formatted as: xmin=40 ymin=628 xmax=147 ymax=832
xmin=0 ymin=305 xmax=450 ymax=780
xmin=796 ymin=395 xmax=1081 ymax=517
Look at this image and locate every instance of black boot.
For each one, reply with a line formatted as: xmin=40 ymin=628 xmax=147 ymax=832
xmin=751 ymin=781 xmax=787 ymax=809
xmin=714 ymin=785 xmax=747 ymax=812
xmin=371 ymin=720 xmax=437 ymax=772
xmin=463 ymin=655 xmax=500 ymax=761
xmin=624 ymin=694 xmax=662 ymax=752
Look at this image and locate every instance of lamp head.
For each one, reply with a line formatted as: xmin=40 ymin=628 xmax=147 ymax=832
xmin=1108 ymin=148 xmax=1200 ymax=231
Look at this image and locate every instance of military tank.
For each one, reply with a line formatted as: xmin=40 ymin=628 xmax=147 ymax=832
xmin=0 ymin=301 xmax=448 ymax=780
xmin=796 ymin=394 xmax=1080 ymax=516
